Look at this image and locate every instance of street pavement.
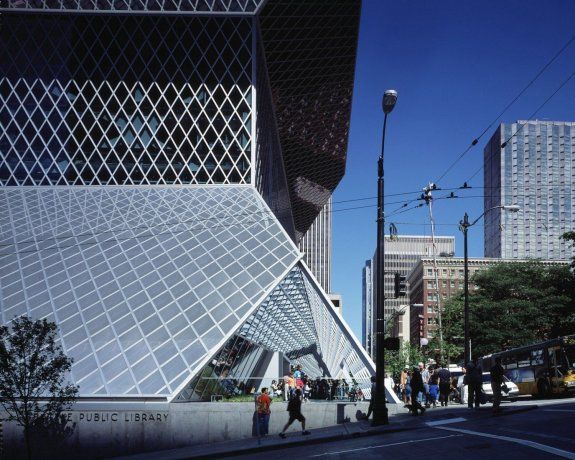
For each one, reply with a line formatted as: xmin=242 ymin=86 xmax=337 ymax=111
xmin=236 ymin=398 xmax=575 ymax=459
xmin=113 ymin=397 xmax=575 ymax=460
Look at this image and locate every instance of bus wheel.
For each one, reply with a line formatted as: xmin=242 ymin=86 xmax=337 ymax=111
xmin=537 ymin=379 xmax=550 ymax=399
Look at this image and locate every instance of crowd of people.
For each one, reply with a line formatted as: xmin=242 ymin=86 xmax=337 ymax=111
xmin=256 ymin=358 xmax=508 ymax=437
xmin=381 ymin=358 xmax=506 ymax=416
xmin=395 ymin=362 xmax=454 ymax=414
xmin=268 ymin=367 xmax=366 ymax=402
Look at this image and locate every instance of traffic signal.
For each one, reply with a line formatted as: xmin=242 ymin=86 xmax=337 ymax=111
xmin=383 ymin=337 xmax=400 ymax=351
xmin=394 ymin=273 xmax=407 ymax=297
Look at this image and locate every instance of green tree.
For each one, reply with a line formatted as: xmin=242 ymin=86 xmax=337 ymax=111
xmin=562 ymin=231 xmax=575 ymax=270
xmin=0 ymin=316 xmax=78 ymax=460
xmin=385 ymin=341 xmax=424 ymax=381
xmin=440 ymin=262 xmax=575 ymax=360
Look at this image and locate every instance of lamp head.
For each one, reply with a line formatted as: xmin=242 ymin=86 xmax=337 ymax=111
xmin=502 ymin=205 xmax=520 ymax=212
xmin=382 ymin=89 xmax=398 ymax=114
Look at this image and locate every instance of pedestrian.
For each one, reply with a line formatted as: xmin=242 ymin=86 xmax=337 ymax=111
xmin=464 ymin=361 xmax=482 ymax=409
xmin=404 ymin=369 xmax=412 ymax=405
xmin=409 ymin=367 xmax=426 ymax=416
xmin=270 ymin=380 xmax=279 ymax=399
xmin=490 ymin=356 xmax=505 ymax=414
xmin=279 ymin=389 xmax=311 ymax=438
xmin=419 ymin=363 xmax=430 ymax=407
xmin=283 ymin=373 xmax=291 ymax=401
xmin=256 ymin=387 xmax=271 ymax=436
xmin=303 ymin=381 xmax=311 ymax=401
xmin=365 ymin=376 xmax=376 ymax=420
xmin=437 ymin=363 xmax=451 ymax=406
xmin=400 ymin=366 xmax=409 ymax=403
xmin=287 ymin=372 xmax=296 ymax=399
xmin=428 ymin=367 xmax=439 ymax=408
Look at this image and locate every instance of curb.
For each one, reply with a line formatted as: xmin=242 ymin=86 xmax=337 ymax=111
xmin=181 ymin=404 xmax=540 ymax=459
xmin=186 ymin=424 xmax=415 ymax=459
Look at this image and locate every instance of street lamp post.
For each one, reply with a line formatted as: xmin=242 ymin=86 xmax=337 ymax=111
xmin=373 ymin=89 xmax=397 ymax=426
xmin=459 ymin=205 xmax=520 ymax=365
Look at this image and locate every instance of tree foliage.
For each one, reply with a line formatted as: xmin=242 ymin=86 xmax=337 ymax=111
xmin=441 ymin=262 xmax=575 ymax=362
xmin=562 ymin=231 xmax=575 ymax=270
xmin=385 ymin=341 xmax=424 ymax=380
xmin=0 ymin=316 xmax=78 ymax=459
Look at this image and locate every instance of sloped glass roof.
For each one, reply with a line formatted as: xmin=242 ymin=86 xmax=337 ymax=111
xmin=175 ymin=263 xmax=376 ymax=401
xmin=0 ymin=185 xmax=299 ymax=397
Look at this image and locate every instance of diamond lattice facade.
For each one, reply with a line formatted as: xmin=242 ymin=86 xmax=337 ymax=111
xmin=0 ymin=0 xmax=389 ymax=403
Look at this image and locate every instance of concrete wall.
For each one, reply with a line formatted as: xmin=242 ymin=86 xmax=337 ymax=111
xmin=2 ymin=400 xmax=400 ymax=459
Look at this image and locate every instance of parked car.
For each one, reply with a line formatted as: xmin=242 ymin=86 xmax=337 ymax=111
xmin=456 ymin=373 xmax=520 ymax=404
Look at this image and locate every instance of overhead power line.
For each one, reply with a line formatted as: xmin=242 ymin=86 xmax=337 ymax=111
xmin=466 ymin=67 xmax=575 ymax=184
xmin=434 ymin=31 xmax=575 ymax=185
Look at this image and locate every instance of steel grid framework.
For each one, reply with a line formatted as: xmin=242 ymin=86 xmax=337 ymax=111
xmin=0 ymin=185 xmax=376 ymax=401
xmin=0 ymin=14 xmax=252 ymax=186
xmin=1 ymin=0 xmax=265 ymax=14
xmin=175 ymin=263 xmax=375 ymax=401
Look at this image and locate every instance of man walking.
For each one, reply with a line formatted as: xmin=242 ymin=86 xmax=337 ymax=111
xmin=409 ymin=367 xmax=426 ymax=416
xmin=437 ymin=363 xmax=451 ymax=407
xmin=365 ymin=376 xmax=376 ymax=420
xmin=490 ymin=357 xmax=505 ymax=414
xmin=279 ymin=389 xmax=311 ymax=438
xmin=419 ymin=363 xmax=430 ymax=407
xmin=256 ymin=387 xmax=271 ymax=436
xmin=465 ymin=361 xmax=482 ymax=409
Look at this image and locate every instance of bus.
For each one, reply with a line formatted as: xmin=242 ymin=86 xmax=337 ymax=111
xmin=479 ymin=335 xmax=575 ymax=398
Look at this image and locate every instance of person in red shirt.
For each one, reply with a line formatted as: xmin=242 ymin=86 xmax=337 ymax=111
xmin=256 ymin=388 xmax=272 ymax=436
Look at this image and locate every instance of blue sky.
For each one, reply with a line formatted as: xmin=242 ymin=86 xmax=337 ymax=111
xmin=334 ymin=0 xmax=575 ymax=339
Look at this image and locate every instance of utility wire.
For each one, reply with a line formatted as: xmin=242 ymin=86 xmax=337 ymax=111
xmin=434 ymin=31 xmax=575 ymax=185
xmin=465 ymin=67 xmax=575 ymax=183
xmin=0 ymin=185 xmax=564 ymax=253
xmin=0 ymin=194 xmax=431 ymax=251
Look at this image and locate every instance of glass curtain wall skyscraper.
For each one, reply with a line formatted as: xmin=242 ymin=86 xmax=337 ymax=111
xmin=299 ymin=197 xmax=332 ymax=293
xmin=484 ymin=121 xmax=575 ymax=260
xmin=0 ymin=0 xmax=388 ymax=403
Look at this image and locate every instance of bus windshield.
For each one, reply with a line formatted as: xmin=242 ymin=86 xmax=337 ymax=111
xmin=564 ymin=346 xmax=575 ymax=371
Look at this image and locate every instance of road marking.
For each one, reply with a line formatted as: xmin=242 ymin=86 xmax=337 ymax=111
xmin=501 ymin=427 xmax=575 ymax=445
xmin=309 ymin=434 xmax=463 ymax=457
xmin=426 ymin=417 xmax=467 ymax=426
xmin=436 ymin=426 xmax=575 ymax=459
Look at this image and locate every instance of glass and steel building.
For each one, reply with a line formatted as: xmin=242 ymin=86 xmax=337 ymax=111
xmin=0 ymin=0 xmax=384 ymax=403
xmin=484 ymin=121 xmax=575 ymax=260
xmin=361 ymin=259 xmax=374 ymax=355
xmin=299 ymin=198 xmax=332 ymax=293
xmin=362 ymin=235 xmax=454 ymax=357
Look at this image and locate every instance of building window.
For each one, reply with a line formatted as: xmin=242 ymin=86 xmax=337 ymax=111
xmin=427 ymin=268 xmax=433 ymax=276
xmin=450 ymin=280 xmax=455 ymax=288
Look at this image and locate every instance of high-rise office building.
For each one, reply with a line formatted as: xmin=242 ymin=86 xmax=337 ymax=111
xmin=299 ymin=197 xmax=332 ymax=293
xmin=362 ymin=235 xmax=454 ymax=357
xmin=484 ymin=120 xmax=575 ymax=260
xmin=362 ymin=258 xmax=374 ymax=355
xmin=0 ymin=0 xmax=377 ymax=408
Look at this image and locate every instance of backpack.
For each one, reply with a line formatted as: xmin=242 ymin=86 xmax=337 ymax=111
xmin=287 ymin=396 xmax=297 ymax=412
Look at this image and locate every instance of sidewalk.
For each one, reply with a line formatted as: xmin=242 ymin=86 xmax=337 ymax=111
xmin=112 ymin=403 xmax=538 ymax=460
